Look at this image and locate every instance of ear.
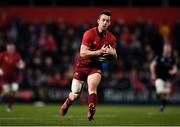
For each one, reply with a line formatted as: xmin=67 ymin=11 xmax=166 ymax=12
xmin=108 ymin=20 xmax=111 ymax=26
xmin=97 ymin=19 xmax=100 ymax=24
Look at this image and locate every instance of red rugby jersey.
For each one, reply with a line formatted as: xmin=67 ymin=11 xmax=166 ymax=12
xmin=75 ymin=27 xmax=116 ymax=68
xmin=0 ymin=51 xmax=21 ymax=75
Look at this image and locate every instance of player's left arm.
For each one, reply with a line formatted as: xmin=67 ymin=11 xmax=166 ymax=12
xmin=103 ymin=45 xmax=117 ymax=59
xmin=16 ymin=59 xmax=25 ymax=69
xmin=16 ymin=53 xmax=25 ymax=69
xmin=169 ymin=64 xmax=178 ymax=75
xmin=103 ymin=35 xmax=117 ymax=60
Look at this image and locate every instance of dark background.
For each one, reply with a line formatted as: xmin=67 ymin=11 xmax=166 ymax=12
xmin=0 ymin=0 xmax=180 ymax=6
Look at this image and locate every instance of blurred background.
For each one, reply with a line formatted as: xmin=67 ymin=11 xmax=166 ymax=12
xmin=0 ymin=0 xmax=180 ymax=105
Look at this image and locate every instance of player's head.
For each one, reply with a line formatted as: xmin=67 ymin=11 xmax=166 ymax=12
xmin=6 ymin=42 xmax=16 ymax=54
xmin=97 ymin=10 xmax=112 ymax=32
xmin=163 ymin=42 xmax=172 ymax=57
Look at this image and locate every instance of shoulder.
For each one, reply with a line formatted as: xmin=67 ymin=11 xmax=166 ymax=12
xmin=82 ymin=27 xmax=96 ymax=43
xmin=0 ymin=51 xmax=6 ymax=54
xmin=0 ymin=51 xmax=6 ymax=57
xmin=84 ymin=27 xmax=96 ymax=36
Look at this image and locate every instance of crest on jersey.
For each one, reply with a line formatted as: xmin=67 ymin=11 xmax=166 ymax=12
xmin=93 ymin=41 xmax=97 ymax=45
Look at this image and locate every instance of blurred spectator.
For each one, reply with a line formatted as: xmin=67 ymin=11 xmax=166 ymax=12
xmin=159 ymin=20 xmax=171 ymax=39
xmin=48 ymin=72 xmax=70 ymax=86
xmin=130 ymin=68 xmax=145 ymax=93
xmin=173 ymin=18 xmax=180 ymax=54
xmin=37 ymin=25 xmax=58 ymax=53
xmin=118 ymin=26 xmax=130 ymax=48
xmin=0 ymin=12 xmax=9 ymax=30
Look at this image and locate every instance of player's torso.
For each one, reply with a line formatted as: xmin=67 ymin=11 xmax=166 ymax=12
xmin=88 ymin=27 xmax=113 ymax=50
xmin=156 ymin=56 xmax=174 ymax=79
xmin=0 ymin=52 xmax=20 ymax=73
xmin=75 ymin=28 xmax=114 ymax=69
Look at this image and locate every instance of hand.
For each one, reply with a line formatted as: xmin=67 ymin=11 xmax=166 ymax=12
xmin=106 ymin=45 xmax=116 ymax=56
xmin=169 ymin=66 xmax=177 ymax=75
xmin=17 ymin=60 xmax=25 ymax=69
xmin=97 ymin=45 xmax=108 ymax=55
xmin=0 ymin=68 xmax=4 ymax=76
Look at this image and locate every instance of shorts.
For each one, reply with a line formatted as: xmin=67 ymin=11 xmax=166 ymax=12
xmin=155 ymin=78 xmax=171 ymax=94
xmin=73 ymin=68 xmax=102 ymax=81
xmin=2 ymin=83 xmax=19 ymax=94
xmin=0 ymin=74 xmax=19 ymax=84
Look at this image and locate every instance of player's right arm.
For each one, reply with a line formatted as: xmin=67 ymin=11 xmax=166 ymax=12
xmin=80 ymin=31 xmax=107 ymax=58
xmin=80 ymin=44 xmax=107 ymax=58
xmin=0 ymin=52 xmax=4 ymax=76
xmin=150 ymin=59 xmax=157 ymax=80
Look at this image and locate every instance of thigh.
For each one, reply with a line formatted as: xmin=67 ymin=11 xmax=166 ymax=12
xmin=164 ymin=81 xmax=171 ymax=94
xmin=87 ymin=73 xmax=102 ymax=91
xmin=11 ymin=83 xmax=19 ymax=92
xmin=2 ymin=84 xmax=11 ymax=94
xmin=155 ymin=78 xmax=168 ymax=94
xmin=73 ymin=70 xmax=88 ymax=81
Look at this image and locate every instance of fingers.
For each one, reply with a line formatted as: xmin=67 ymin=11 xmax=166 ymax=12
xmin=102 ymin=53 xmax=109 ymax=56
xmin=102 ymin=44 xmax=113 ymax=49
xmin=107 ymin=44 xmax=115 ymax=50
xmin=101 ymin=44 xmax=107 ymax=50
xmin=100 ymin=45 xmax=108 ymax=53
xmin=101 ymin=50 xmax=108 ymax=54
xmin=100 ymin=44 xmax=113 ymax=55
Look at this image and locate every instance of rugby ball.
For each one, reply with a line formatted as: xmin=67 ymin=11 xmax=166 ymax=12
xmin=96 ymin=55 xmax=112 ymax=63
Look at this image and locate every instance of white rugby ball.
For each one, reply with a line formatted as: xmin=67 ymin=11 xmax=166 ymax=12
xmin=97 ymin=56 xmax=110 ymax=62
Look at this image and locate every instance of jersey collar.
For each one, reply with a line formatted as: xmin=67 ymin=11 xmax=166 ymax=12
xmin=96 ymin=27 xmax=106 ymax=38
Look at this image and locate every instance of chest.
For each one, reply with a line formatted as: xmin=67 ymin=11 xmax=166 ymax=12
xmin=3 ymin=55 xmax=18 ymax=65
xmin=158 ymin=57 xmax=173 ymax=69
xmin=90 ymin=35 xmax=111 ymax=49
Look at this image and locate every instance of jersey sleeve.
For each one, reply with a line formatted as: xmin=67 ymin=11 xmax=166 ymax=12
xmin=16 ymin=53 xmax=22 ymax=62
xmin=109 ymin=35 xmax=116 ymax=49
xmin=82 ymin=31 xmax=92 ymax=47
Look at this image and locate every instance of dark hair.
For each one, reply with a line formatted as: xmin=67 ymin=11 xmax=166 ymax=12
xmin=99 ymin=10 xmax=112 ymax=17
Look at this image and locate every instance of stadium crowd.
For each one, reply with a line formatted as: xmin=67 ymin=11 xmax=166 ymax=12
xmin=0 ymin=12 xmax=180 ymax=101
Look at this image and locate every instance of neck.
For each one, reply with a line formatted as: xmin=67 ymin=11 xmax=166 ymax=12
xmin=163 ymin=53 xmax=170 ymax=58
xmin=97 ymin=26 xmax=105 ymax=33
xmin=7 ymin=51 xmax=15 ymax=54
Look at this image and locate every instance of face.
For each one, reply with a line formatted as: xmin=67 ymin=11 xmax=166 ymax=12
xmin=163 ymin=44 xmax=172 ymax=57
xmin=97 ymin=14 xmax=111 ymax=31
xmin=6 ymin=44 xmax=16 ymax=54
